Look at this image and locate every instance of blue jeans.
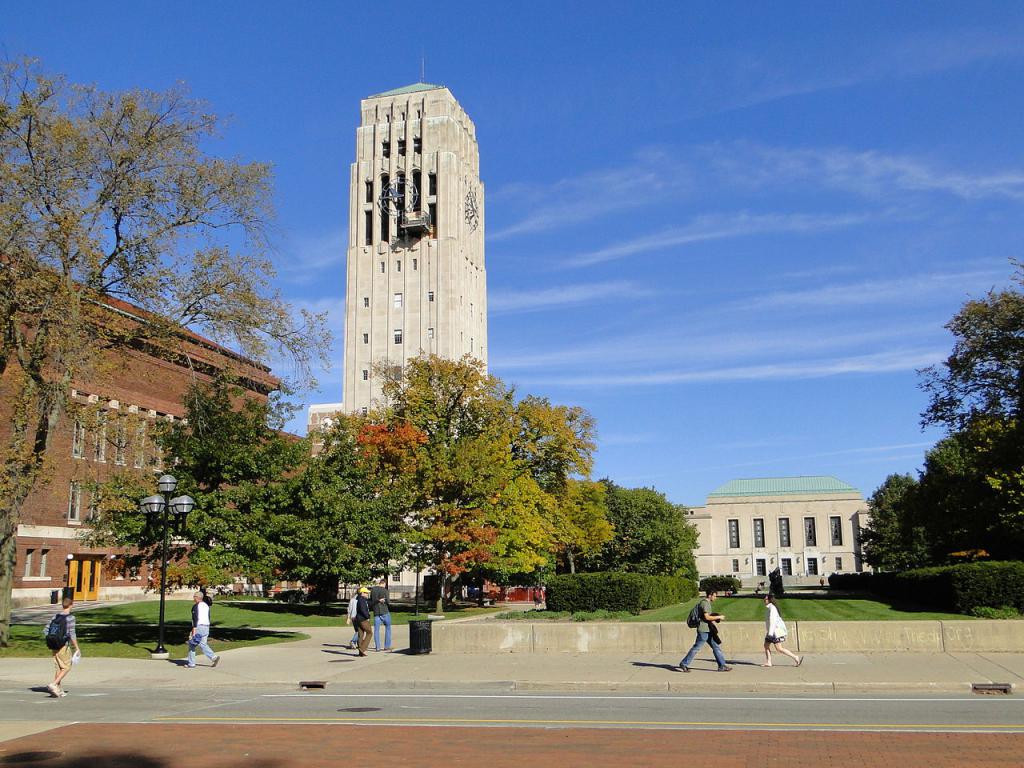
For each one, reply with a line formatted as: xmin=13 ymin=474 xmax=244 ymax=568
xmin=374 ymin=613 xmax=392 ymax=650
xmin=680 ymin=630 xmax=727 ymax=669
xmin=187 ymin=625 xmax=216 ymax=666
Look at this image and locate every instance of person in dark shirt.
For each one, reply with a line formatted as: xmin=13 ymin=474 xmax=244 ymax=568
xmin=354 ymin=586 xmax=373 ymax=657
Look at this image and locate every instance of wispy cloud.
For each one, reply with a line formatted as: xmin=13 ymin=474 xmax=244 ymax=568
xmin=565 ymin=211 xmax=871 ymax=267
xmin=489 ymin=280 xmax=653 ymax=314
xmin=488 ymin=149 xmax=688 ymax=241
xmin=599 ymin=432 xmax=660 ymax=447
xmin=274 ymin=230 xmax=346 ymax=285
xmin=742 ymin=268 xmax=1007 ymax=311
xmin=712 ymin=143 xmax=1024 ymax=202
xmin=679 ymin=442 xmax=935 ymax=476
xmin=524 ymin=349 xmax=944 ymax=389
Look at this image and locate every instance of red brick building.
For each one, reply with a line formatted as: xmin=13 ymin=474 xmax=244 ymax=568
xmin=5 ymin=298 xmax=279 ymax=607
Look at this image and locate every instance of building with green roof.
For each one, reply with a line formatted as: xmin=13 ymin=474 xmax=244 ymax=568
xmin=688 ymin=475 xmax=870 ymax=586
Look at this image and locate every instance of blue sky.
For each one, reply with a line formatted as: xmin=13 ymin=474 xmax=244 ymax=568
xmin=5 ymin=2 xmax=1024 ymax=506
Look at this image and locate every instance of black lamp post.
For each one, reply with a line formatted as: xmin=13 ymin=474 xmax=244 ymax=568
xmin=140 ymin=473 xmax=194 ymax=658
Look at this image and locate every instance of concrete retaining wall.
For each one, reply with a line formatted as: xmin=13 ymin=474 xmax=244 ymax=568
xmin=431 ymin=620 xmax=1024 ymax=653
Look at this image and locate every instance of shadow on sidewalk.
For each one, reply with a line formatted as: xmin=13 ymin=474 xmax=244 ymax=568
xmin=631 ymin=662 xmax=680 ymax=672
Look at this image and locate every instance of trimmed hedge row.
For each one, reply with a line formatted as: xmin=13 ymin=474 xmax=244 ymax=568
xmin=545 ymin=572 xmax=697 ymax=615
xmin=828 ymin=561 xmax=1024 ymax=613
xmin=699 ymin=575 xmax=742 ymax=594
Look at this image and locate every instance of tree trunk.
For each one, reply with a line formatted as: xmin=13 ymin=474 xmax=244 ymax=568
xmin=567 ymin=550 xmax=576 ymax=574
xmin=0 ymin=527 xmax=17 ymax=646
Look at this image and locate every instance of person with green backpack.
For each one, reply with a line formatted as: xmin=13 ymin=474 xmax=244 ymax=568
xmin=678 ymin=588 xmax=731 ymax=672
xmin=44 ymin=596 xmax=81 ymax=698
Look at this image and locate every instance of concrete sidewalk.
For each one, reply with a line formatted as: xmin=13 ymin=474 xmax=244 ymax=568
xmin=2 ymin=624 xmax=1022 ymax=694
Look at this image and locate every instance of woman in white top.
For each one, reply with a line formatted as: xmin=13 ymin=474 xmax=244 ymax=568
xmin=762 ymin=593 xmax=802 ymax=667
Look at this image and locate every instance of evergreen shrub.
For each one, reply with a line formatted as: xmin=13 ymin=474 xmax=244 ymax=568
xmin=698 ymin=575 xmax=742 ymax=594
xmin=545 ymin=572 xmax=696 ymax=614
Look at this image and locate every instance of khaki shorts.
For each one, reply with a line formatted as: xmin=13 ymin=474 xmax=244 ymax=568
xmin=53 ymin=644 xmax=72 ymax=673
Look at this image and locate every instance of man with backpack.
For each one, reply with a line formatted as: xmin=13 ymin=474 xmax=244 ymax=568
xmin=678 ymin=588 xmax=732 ymax=672
xmin=45 ymin=596 xmax=80 ymax=698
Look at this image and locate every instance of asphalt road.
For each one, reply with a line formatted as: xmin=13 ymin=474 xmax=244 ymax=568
xmin=2 ymin=686 xmax=1023 ymax=733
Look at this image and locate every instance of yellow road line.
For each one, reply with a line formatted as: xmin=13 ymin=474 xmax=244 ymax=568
xmin=153 ymin=715 xmax=1024 ymax=730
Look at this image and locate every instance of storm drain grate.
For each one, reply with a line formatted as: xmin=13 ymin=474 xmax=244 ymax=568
xmin=972 ymin=683 xmax=1012 ymax=695
xmin=299 ymin=680 xmax=328 ymax=689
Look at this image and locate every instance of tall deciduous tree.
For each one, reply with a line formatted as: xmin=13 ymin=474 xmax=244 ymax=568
xmin=860 ymin=473 xmax=928 ymax=571
xmin=584 ymin=480 xmax=698 ymax=580
xmin=376 ymin=355 xmax=598 ymax=610
xmin=550 ymin=479 xmax=612 ymax=574
xmin=0 ymin=61 xmax=329 ymax=643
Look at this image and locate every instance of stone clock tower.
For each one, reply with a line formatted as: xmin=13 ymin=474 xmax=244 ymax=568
xmin=309 ymin=83 xmax=487 ymax=428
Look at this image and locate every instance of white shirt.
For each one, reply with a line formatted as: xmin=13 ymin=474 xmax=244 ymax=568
xmin=347 ymin=595 xmax=358 ymax=619
xmin=765 ymin=603 xmax=787 ymax=638
xmin=195 ymin=600 xmax=211 ymax=626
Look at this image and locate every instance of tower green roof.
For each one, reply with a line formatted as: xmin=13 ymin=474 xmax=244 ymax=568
xmin=369 ymin=83 xmax=446 ymax=98
xmin=708 ymin=476 xmax=859 ymax=498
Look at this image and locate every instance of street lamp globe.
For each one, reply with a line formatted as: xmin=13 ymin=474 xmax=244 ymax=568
xmin=141 ymin=495 xmax=165 ymax=514
xmin=169 ymin=495 xmax=195 ymax=516
xmin=157 ymin=474 xmax=178 ymax=494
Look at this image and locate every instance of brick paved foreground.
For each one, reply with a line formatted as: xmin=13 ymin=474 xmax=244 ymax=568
xmin=0 ymin=724 xmax=1021 ymax=767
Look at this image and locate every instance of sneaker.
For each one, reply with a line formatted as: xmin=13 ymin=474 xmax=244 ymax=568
xmin=717 ymin=665 xmax=734 ymax=672
xmin=46 ymin=683 xmax=60 ymax=698
xmin=57 ymin=688 xmax=68 ymax=698
xmin=678 ymin=665 xmax=690 ymax=673
xmin=211 ymin=655 xmax=220 ymax=668
xmin=185 ymin=664 xmax=196 ymax=669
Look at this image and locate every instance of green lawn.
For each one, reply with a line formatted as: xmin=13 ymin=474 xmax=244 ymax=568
xmin=626 ymin=595 xmax=973 ymax=623
xmin=70 ymin=599 xmax=503 ymax=628
xmin=0 ymin=623 xmax=307 ymax=659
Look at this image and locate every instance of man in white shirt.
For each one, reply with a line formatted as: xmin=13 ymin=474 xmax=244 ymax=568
xmin=186 ymin=591 xmax=221 ymax=668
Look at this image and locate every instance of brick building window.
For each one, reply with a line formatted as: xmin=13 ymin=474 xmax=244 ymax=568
xmin=39 ymin=548 xmax=48 ymax=577
xmin=68 ymin=481 xmax=82 ymax=522
xmin=71 ymin=419 xmax=85 ymax=458
xmin=23 ymin=549 xmax=33 ymax=578
xmin=93 ymin=412 xmax=107 ymax=462
xmin=114 ymin=420 xmax=127 ymax=465
xmin=134 ymin=423 xmax=146 ymax=469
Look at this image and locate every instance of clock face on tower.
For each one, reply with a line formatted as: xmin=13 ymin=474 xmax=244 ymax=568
xmin=464 ymin=187 xmax=479 ymax=232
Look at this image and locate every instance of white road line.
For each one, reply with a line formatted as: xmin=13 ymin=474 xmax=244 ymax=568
xmin=260 ymin=693 xmax=1021 ymax=704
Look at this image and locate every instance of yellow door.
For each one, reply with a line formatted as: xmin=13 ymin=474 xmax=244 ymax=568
xmin=67 ymin=557 xmax=101 ymax=601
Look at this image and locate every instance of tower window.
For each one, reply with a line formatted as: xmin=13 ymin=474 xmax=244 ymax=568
xmin=361 ymin=407 xmax=368 ymax=416
xmin=393 ymin=293 xmax=403 ymax=308
xmin=413 ymin=137 xmax=422 ymax=154
xmin=427 ymin=327 xmax=434 ymax=339
xmin=381 ymin=213 xmax=389 ymax=242
xmin=362 ymin=369 xmax=369 ymax=381
xmin=363 ymin=296 xmax=370 ymax=308
xmin=362 ymin=333 xmax=369 ymax=344
xmin=365 ymin=180 xmax=373 ymax=203
xmin=428 ymin=291 xmax=435 ymax=302
xmin=395 ymin=260 xmax=401 ymax=272
xmin=428 ymin=172 xmax=437 ymax=196
xmin=428 ymin=203 xmax=437 ymax=236
xmin=380 ymin=261 xmax=385 ymax=273
xmin=394 ymin=329 xmax=403 ymax=344
xmin=412 ymin=258 xmax=417 ymax=270
xmin=398 ymin=139 xmax=406 ymax=156
xmin=364 ymin=211 xmax=373 ymax=245
xmin=382 ymin=140 xmax=390 ymax=158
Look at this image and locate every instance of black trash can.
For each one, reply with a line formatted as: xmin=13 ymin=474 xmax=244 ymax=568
xmin=50 ymin=590 xmax=59 ymax=604
xmin=409 ymin=619 xmax=433 ymax=654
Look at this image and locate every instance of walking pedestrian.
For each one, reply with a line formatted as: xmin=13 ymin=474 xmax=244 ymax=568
xmin=678 ymin=589 xmax=732 ymax=672
xmin=44 ymin=596 xmax=80 ymax=697
xmin=346 ymin=586 xmax=361 ymax=648
xmin=762 ymin=593 xmax=802 ymax=667
xmin=354 ymin=586 xmax=373 ymax=656
xmin=186 ymin=591 xmax=221 ymax=668
xmin=370 ymin=578 xmax=392 ymax=652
